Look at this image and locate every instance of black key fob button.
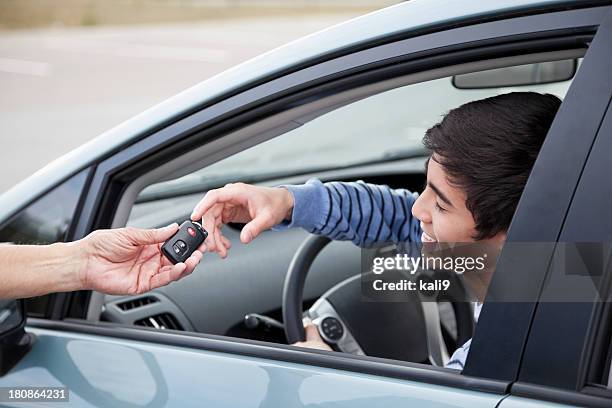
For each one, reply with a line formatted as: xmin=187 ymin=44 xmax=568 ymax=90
xmin=162 ymin=221 xmax=208 ymax=264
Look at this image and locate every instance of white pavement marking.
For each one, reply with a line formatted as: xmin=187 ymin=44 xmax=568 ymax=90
xmin=0 ymin=57 xmax=51 ymax=76
xmin=0 ymin=15 xmax=362 ymax=193
xmin=44 ymin=38 xmax=229 ymax=62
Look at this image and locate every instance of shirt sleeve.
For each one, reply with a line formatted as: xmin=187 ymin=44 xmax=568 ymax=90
xmin=273 ymin=178 xmax=422 ymax=247
xmin=445 ymin=338 xmax=472 ymax=370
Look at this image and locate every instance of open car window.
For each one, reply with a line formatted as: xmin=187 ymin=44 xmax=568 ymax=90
xmin=105 ymin=55 xmax=583 ymax=374
xmin=135 ymin=59 xmax=579 ymax=204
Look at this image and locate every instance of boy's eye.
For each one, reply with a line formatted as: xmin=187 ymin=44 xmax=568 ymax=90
xmin=434 ymin=201 xmax=446 ymax=212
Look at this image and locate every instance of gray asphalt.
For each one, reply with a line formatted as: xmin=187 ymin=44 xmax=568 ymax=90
xmin=0 ymin=14 xmax=359 ymax=194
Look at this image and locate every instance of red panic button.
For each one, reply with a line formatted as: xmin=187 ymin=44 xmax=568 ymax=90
xmin=187 ymin=227 xmax=196 ymax=237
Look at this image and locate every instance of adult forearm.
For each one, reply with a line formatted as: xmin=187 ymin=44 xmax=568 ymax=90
xmin=0 ymin=242 xmax=84 ymax=299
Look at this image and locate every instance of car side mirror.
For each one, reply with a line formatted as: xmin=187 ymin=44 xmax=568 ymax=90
xmin=0 ymin=299 xmax=34 ymax=376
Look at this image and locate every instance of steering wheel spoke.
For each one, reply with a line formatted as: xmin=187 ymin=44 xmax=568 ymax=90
xmin=309 ymin=298 xmax=365 ymax=355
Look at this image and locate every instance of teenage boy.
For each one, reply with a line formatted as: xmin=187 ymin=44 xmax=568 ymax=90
xmin=190 ymin=92 xmax=561 ymax=369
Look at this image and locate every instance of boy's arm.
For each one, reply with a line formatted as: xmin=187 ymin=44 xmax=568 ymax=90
xmin=274 ymin=179 xmax=422 ymax=246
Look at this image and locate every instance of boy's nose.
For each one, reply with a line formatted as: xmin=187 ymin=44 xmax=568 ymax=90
xmin=411 ymin=193 xmax=431 ymax=224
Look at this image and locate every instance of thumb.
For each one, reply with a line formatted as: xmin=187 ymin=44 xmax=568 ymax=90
xmin=128 ymin=223 xmax=179 ymax=245
xmin=304 ymin=323 xmax=322 ymax=342
xmin=240 ymin=214 xmax=271 ymax=244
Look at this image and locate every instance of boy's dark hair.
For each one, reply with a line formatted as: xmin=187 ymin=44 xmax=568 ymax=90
xmin=423 ymin=92 xmax=561 ymax=240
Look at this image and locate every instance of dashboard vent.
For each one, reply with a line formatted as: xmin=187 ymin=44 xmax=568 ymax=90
xmin=135 ymin=313 xmax=183 ymax=331
xmin=117 ymin=296 xmax=158 ymax=311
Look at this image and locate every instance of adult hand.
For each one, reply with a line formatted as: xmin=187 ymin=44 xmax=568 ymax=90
xmin=190 ymin=183 xmax=294 ymax=258
xmin=79 ymin=224 xmax=205 ymax=295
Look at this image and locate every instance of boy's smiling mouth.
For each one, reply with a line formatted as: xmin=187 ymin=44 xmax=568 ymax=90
xmin=421 ymin=229 xmax=437 ymax=243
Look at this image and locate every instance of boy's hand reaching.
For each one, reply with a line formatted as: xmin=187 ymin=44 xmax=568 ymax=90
xmin=191 ymin=183 xmax=294 ymax=258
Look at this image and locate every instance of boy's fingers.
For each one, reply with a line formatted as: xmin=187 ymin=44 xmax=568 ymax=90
xmin=191 ymin=186 xmax=244 ymax=221
xmin=304 ymin=323 xmax=322 ymax=341
xmin=214 ymin=228 xmax=228 ymax=258
xmin=220 ymin=235 xmax=231 ymax=249
xmin=240 ymin=214 xmax=271 ymax=244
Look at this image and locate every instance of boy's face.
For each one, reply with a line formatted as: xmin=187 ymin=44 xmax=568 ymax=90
xmin=411 ymin=156 xmax=505 ymax=246
xmin=412 ymin=156 xmax=506 ymax=301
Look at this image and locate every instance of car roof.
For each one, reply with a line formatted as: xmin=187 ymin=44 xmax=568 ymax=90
xmin=0 ymin=0 xmax=576 ymax=220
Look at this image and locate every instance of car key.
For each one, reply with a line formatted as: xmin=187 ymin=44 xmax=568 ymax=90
xmin=161 ymin=221 xmax=208 ymax=264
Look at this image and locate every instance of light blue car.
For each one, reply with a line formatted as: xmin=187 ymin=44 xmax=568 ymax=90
xmin=1 ymin=0 xmax=612 ymax=406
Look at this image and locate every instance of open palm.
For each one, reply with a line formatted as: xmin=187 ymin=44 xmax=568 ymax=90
xmin=80 ymin=224 xmax=204 ymax=295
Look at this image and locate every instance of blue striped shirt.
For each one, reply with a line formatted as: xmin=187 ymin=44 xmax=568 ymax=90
xmin=275 ymin=178 xmax=422 ymax=245
xmin=275 ymin=178 xmax=473 ymax=370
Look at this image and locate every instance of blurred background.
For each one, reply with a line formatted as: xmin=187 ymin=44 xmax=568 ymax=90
xmin=0 ymin=0 xmax=400 ymax=193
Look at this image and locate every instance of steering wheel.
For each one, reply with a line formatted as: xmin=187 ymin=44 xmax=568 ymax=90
xmin=282 ymin=235 xmax=474 ymax=365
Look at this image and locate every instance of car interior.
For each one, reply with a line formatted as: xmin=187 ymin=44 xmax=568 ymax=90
xmin=78 ymin=49 xmax=584 ymax=368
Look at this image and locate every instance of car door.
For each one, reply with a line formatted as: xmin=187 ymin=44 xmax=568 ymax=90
xmin=498 ymin=113 xmax=612 ymax=408
xmin=495 ymin=6 xmax=612 ymax=408
xmin=1 ymin=3 xmax=611 ymax=407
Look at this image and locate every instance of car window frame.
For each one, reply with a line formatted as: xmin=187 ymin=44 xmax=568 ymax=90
xmin=473 ymin=8 xmax=612 ymax=408
xmin=0 ymin=167 xmax=94 ymax=318
xmin=464 ymin=1 xmax=612 ymax=379
xmin=38 ymin=3 xmax=611 ymax=393
xmin=511 ymin=102 xmax=612 ymax=406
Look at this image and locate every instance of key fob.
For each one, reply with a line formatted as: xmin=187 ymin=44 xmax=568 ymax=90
xmin=161 ymin=221 xmax=208 ymax=264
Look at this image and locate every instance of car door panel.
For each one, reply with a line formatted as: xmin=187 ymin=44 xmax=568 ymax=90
xmin=0 ymin=327 xmax=505 ymax=408
xmin=498 ymin=396 xmax=577 ymax=408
